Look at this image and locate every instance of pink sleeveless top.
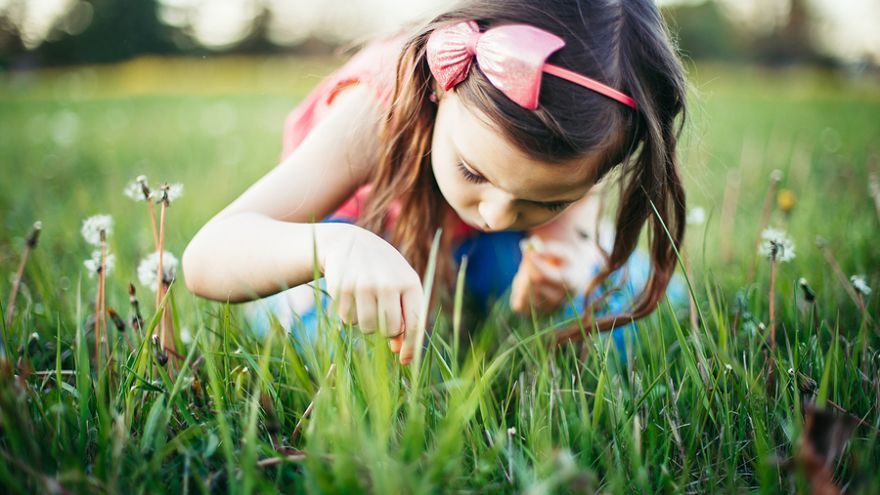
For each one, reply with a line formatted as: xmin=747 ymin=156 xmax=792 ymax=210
xmin=280 ymin=34 xmax=476 ymax=244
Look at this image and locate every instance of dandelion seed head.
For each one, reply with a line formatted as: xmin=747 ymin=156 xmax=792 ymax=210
xmin=850 ymin=275 xmax=872 ymax=296
xmin=123 ymin=182 xmax=144 ymax=201
xmin=137 ymin=250 xmax=179 ymax=290
xmin=151 ymin=182 xmax=184 ymax=205
xmin=81 ymin=214 xmax=113 ymax=246
xmin=759 ymin=227 xmax=795 ymax=262
xmin=686 ymin=207 xmax=706 ymax=226
xmin=83 ymin=250 xmax=115 ymax=278
xmin=166 ymin=183 xmax=184 ymax=202
xmin=769 ymin=169 xmax=784 ymax=182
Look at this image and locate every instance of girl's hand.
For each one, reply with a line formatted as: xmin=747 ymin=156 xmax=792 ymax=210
xmin=320 ymin=225 xmax=423 ymax=365
xmin=509 ymin=238 xmax=573 ymax=315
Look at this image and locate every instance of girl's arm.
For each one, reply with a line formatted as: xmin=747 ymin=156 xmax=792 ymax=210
xmin=182 ymin=84 xmax=382 ymax=303
xmin=185 ymin=83 xmax=431 ymax=365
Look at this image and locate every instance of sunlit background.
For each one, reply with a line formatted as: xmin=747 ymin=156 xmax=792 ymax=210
xmin=1 ymin=3 xmax=879 ymax=493
xmin=1 ymin=0 xmax=878 ymax=66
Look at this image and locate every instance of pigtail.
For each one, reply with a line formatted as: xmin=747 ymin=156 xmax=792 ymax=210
xmin=359 ymin=28 xmax=458 ymax=300
xmin=556 ymin=0 xmax=688 ymax=342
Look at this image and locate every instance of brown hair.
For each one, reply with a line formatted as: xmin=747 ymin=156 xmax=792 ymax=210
xmin=359 ymin=0 xmax=688 ymax=340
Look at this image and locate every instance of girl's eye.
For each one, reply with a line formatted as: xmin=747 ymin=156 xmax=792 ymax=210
xmin=457 ymin=162 xmax=487 ymax=184
xmin=542 ymin=201 xmax=571 ymax=213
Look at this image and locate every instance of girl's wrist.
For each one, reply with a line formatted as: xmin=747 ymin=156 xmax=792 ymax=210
xmin=312 ymin=222 xmax=364 ymax=273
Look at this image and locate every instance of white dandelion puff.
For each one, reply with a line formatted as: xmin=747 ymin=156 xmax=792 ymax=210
xmin=769 ymin=169 xmax=784 ymax=182
xmin=759 ymin=227 xmax=795 ymax=262
xmin=851 ymin=275 xmax=872 ymax=297
xmin=150 ymin=182 xmax=184 ymax=204
xmin=137 ymin=250 xmax=179 ymax=290
xmin=81 ymin=214 xmax=113 ymax=246
xmin=686 ymin=207 xmax=706 ymax=226
xmin=123 ymin=175 xmax=150 ymax=201
xmin=83 ymin=250 xmax=115 ymax=278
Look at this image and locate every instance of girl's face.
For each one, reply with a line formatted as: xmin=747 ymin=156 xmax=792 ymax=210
xmin=430 ymin=88 xmax=600 ymax=232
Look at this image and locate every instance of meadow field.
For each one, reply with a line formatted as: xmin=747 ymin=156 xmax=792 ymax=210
xmin=0 ymin=56 xmax=879 ymax=493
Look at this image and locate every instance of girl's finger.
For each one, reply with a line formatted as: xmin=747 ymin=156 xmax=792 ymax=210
xmin=526 ymin=252 xmax=568 ymax=287
xmin=355 ymin=288 xmax=378 ymax=334
xmin=533 ymin=284 xmax=567 ymax=311
xmin=399 ymin=287 xmax=423 ymax=365
xmin=377 ymin=291 xmax=403 ymax=339
xmin=388 ymin=334 xmax=403 ymax=353
xmin=509 ymin=271 xmax=530 ymax=313
xmin=335 ymin=289 xmax=357 ymax=325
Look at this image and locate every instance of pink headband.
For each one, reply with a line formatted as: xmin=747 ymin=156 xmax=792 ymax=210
xmin=426 ymin=21 xmax=637 ymax=110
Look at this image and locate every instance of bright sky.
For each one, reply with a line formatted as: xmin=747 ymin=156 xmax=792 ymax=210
xmin=4 ymin=0 xmax=879 ymax=61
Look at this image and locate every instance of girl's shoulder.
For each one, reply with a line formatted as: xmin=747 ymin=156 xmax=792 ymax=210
xmin=324 ymin=33 xmax=408 ymax=110
xmin=281 ymin=32 xmax=407 ymax=160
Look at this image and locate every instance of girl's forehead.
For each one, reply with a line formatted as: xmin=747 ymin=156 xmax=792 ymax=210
xmin=444 ymin=91 xmax=598 ymax=201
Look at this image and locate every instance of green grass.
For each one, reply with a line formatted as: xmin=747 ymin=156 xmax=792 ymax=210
xmin=1 ymin=56 xmax=879 ymax=493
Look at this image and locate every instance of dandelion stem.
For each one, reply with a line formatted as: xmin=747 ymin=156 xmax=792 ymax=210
xmin=94 ymin=232 xmax=105 ymax=363
xmin=147 ymin=201 xmax=160 ymax=251
xmin=155 ymin=200 xmax=176 ymax=370
xmin=100 ymin=235 xmax=109 ymax=359
xmin=766 ymin=253 xmax=778 ymax=396
xmin=4 ymin=222 xmax=40 ymax=330
xmin=769 ymin=255 xmax=777 ymax=353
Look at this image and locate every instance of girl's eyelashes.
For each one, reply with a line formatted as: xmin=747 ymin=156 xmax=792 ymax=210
xmin=457 ymin=161 xmax=571 ymax=212
xmin=542 ymin=201 xmax=571 ymax=213
xmin=457 ymin=162 xmax=487 ymax=184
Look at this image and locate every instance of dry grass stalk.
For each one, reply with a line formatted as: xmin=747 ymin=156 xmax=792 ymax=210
xmin=816 ymin=239 xmax=875 ymax=328
xmin=4 ymin=221 xmax=41 ymax=330
xmin=290 ymin=363 xmax=336 ymax=444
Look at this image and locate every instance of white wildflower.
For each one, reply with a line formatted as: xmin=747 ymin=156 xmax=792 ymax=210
xmin=769 ymin=169 xmax=784 ymax=182
xmin=686 ymin=207 xmax=706 ymax=226
xmin=150 ymin=182 xmax=184 ymax=204
xmin=83 ymin=250 xmax=115 ymax=278
xmin=759 ymin=227 xmax=795 ymax=262
xmin=137 ymin=250 xmax=179 ymax=290
xmin=123 ymin=175 xmax=150 ymax=201
xmin=850 ymin=275 xmax=872 ymax=297
xmin=80 ymin=214 xmax=113 ymax=246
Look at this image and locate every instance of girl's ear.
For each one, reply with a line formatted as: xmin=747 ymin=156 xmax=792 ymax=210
xmin=431 ymin=80 xmax=447 ymax=103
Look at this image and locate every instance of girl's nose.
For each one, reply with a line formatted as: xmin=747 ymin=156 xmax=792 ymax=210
xmin=478 ymin=197 xmax=518 ymax=231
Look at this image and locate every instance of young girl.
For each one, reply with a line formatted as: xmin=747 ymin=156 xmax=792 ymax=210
xmin=182 ymin=0 xmax=688 ymax=365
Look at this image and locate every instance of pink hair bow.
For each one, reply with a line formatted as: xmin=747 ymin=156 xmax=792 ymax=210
xmin=426 ymin=21 xmax=636 ymax=110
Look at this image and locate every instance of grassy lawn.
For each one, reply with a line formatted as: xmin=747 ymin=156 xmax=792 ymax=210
xmin=0 ymin=56 xmax=879 ymax=493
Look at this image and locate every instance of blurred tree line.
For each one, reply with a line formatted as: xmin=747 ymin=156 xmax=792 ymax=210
xmin=0 ymin=0 xmax=842 ymax=69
